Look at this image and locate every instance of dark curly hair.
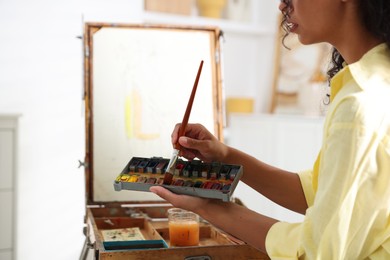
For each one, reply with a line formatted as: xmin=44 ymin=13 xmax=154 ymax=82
xmin=280 ymin=0 xmax=390 ymax=79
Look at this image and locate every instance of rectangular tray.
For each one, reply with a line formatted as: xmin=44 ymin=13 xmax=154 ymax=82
xmin=113 ymin=157 xmax=243 ymax=202
xmin=87 ymin=207 xmax=269 ymax=260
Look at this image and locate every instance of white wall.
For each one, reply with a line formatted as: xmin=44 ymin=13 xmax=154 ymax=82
xmin=0 ymin=1 xmax=279 ymax=259
xmin=222 ymin=32 xmax=274 ymax=112
xmin=228 ymin=114 xmax=324 ymax=223
xmin=222 ymin=1 xmax=280 ymax=112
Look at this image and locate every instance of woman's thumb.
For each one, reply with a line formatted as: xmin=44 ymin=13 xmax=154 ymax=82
xmin=179 ymin=136 xmax=200 ymax=149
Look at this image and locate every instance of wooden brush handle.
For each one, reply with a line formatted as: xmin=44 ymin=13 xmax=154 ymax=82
xmin=174 ymin=60 xmax=204 ymax=150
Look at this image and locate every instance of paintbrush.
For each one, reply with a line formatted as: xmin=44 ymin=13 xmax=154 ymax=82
xmin=163 ymin=60 xmax=204 ymax=185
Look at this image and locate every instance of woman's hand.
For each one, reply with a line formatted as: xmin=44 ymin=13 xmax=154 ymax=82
xmin=149 ymin=186 xmax=209 ymax=214
xmin=150 ymin=185 xmax=276 ymax=253
xmin=172 ymin=123 xmax=227 ymax=162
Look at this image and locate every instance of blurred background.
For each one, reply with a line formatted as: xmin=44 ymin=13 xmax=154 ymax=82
xmin=0 ymin=0 xmax=324 ymax=259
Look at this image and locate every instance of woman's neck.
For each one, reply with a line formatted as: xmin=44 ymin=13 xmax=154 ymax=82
xmin=331 ymin=2 xmax=383 ymax=64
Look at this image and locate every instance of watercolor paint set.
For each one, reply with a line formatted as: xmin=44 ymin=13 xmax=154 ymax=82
xmin=113 ymin=156 xmax=243 ymax=202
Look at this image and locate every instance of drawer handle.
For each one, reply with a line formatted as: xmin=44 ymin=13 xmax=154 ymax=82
xmin=185 ymin=256 xmax=211 ymax=260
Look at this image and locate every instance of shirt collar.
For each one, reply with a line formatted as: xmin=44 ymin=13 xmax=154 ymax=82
xmin=330 ymin=43 xmax=390 ymax=101
xmin=348 ymin=43 xmax=390 ymax=90
xmin=329 ymin=66 xmax=352 ymax=102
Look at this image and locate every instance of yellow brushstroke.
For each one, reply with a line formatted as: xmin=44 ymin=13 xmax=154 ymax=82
xmin=125 ymin=89 xmax=160 ymax=140
xmin=125 ymin=94 xmax=133 ymax=138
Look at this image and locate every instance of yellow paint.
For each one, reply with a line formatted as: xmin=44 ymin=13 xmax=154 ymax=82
xmin=128 ymin=175 xmax=139 ymax=182
xmin=124 ymin=89 xmax=160 ymax=140
xmin=125 ymin=94 xmax=134 ymax=139
xmin=120 ymin=175 xmax=130 ymax=181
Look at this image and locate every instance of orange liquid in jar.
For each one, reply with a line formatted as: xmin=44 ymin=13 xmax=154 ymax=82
xmin=169 ymin=220 xmax=200 ymax=246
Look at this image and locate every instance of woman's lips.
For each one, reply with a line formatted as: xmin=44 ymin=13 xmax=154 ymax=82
xmin=287 ymin=22 xmax=298 ymax=33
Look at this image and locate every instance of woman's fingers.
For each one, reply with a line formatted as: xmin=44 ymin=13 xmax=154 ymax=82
xmin=149 ymin=186 xmax=205 ymax=212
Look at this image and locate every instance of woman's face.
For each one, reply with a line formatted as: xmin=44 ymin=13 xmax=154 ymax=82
xmin=279 ymin=0 xmax=346 ymax=45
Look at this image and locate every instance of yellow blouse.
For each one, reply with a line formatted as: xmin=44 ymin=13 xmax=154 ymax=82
xmin=265 ymin=43 xmax=390 ymax=259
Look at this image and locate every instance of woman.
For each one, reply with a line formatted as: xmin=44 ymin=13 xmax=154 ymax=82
xmin=151 ymin=0 xmax=390 ymax=258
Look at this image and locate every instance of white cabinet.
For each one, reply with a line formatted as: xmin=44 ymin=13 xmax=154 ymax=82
xmin=227 ymin=113 xmax=324 ymax=222
xmin=0 ymin=115 xmax=19 ymax=260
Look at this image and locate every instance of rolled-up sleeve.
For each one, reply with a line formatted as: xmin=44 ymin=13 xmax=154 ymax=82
xmin=266 ymin=222 xmax=303 ymax=259
xmin=298 ymin=170 xmax=315 ymax=207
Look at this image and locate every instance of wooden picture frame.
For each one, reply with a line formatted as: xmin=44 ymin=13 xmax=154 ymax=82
xmin=83 ymin=23 xmax=223 ymax=203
